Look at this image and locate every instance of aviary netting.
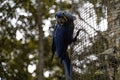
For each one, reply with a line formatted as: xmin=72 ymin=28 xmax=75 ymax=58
xmin=71 ymin=0 xmax=120 ymax=80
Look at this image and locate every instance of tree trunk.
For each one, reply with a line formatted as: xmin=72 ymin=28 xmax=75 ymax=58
xmin=37 ymin=0 xmax=44 ymax=80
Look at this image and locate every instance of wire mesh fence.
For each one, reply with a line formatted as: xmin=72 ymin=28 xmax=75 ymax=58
xmin=71 ymin=0 xmax=120 ymax=80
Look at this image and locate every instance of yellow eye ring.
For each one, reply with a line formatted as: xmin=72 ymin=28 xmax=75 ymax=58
xmin=62 ymin=12 xmax=68 ymax=22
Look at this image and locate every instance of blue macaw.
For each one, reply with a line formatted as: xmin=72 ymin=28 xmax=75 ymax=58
xmin=51 ymin=11 xmax=75 ymax=77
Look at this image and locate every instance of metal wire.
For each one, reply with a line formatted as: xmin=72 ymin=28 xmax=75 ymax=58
xmin=71 ymin=0 xmax=120 ymax=80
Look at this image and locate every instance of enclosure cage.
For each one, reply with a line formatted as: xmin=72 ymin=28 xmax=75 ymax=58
xmin=71 ymin=0 xmax=120 ymax=80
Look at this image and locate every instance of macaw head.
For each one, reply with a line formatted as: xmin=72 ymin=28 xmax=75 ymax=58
xmin=55 ymin=10 xmax=76 ymax=25
xmin=55 ymin=11 xmax=68 ymax=24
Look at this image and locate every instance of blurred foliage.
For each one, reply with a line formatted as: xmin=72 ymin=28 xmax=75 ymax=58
xmin=0 ymin=0 xmax=120 ymax=80
xmin=0 ymin=0 xmax=72 ymax=80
